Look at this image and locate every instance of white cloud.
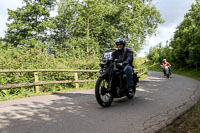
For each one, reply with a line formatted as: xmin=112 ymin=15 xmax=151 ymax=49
xmin=153 ymin=0 xmax=195 ymax=26
xmin=137 ymin=25 xmax=176 ymax=57
xmin=154 ymin=25 xmax=176 ymax=46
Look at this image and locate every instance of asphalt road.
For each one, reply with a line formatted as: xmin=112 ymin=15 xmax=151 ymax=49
xmin=0 ymin=71 xmax=200 ymax=133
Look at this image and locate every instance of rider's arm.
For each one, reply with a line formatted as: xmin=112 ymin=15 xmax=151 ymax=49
xmin=125 ymin=48 xmax=133 ymax=64
xmin=111 ymin=50 xmax=117 ymax=61
xmin=167 ymin=62 xmax=171 ymax=67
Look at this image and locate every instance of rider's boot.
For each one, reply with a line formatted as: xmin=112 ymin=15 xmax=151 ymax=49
xmin=128 ymin=86 xmax=134 ymax=93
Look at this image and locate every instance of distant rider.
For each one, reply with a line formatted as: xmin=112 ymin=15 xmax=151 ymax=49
xmin=162 ymin=59 xmax=171 ymax=75
xmin=112 ymin=37 xmax=134 ymax=93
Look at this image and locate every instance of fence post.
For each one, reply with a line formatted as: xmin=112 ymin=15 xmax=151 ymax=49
xmin=34 ymin=72 xmax=39 ymax=92
xmin=74 ymin=72 xmax=79 ymax=89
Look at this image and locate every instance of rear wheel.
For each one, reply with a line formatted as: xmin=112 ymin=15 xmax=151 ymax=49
xmin=95 ymin=78 xmax=113 ymax=107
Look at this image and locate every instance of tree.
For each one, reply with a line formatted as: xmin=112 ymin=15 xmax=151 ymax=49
xmin=4 ymin=0 xmax=56 ymax=48
xmin=169 ymin=0 xmax=200 ymax=68
xmin=147 ymin=43 xmax=165 ymax=64
xmin=54 ymin=0 xmax=164 ymax=55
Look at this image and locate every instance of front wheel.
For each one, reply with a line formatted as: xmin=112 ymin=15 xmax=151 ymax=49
xmin=165 ymin=67 xmax=170 ymax=78
xmin=95 ymin=78 xmax=113 ymax=107
xmin=166 ymin=69 xmax=170 ymax=78
xmin=167 ymin=73 xmax=170 ymax=78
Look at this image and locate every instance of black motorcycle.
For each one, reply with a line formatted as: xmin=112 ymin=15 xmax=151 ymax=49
xmin=95 ymin=51 xmax=139 ymax=107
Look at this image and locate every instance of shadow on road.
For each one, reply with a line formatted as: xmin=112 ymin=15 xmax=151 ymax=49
xmin=0 ymin=89 xmax=155 ymax=133
xmin=0 ymin=92 xmax=96 ymax=133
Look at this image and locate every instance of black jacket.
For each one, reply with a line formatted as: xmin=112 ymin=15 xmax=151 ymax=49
xmin=112 ymin=47 xmax=134 ymax=66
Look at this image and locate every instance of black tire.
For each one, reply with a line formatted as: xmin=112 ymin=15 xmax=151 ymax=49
xmin=166 ymin=70 xmax=170 ymax=78
xmin=165 ymin=68 xmax=170 ymax=78
xmin=95 ymin=78 xmax=113 ymax=107
xmin=126 ymin=85 xmax=136 ymax=99
xmin=167 ymin=73 xmax=170 ymax=78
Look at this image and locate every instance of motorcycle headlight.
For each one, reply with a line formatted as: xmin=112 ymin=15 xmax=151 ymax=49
xmin=101 ymin=59 xmax=108 ymax=65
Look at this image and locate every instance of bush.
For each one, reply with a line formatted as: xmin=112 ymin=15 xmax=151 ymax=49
xmin=0 ymin=45 xmax=100 ymax=98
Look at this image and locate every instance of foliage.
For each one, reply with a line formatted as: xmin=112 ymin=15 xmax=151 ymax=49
xmin=51 ymin=0 xmax=164 ymax=55
xmin=0 ymin=43 xmax=99 ymax=98
xmin=134 ymin=57 xmax=148 ymax=79
xmin=147 ymin=43 xmax=173 ymax=65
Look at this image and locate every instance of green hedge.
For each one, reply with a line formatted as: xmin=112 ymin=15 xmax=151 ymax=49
xmin=0 ymin=46 xmax=100 ymax=98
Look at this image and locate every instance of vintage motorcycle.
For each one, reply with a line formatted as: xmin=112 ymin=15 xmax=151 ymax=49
xmin=95 ymin=51 xmax=139 ymax=107
xmin=161 ymin=65 xmax=171 ymax=78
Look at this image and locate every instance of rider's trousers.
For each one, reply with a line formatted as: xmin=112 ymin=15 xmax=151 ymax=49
xmin=123 ymin=65 xmax=134 ymax=87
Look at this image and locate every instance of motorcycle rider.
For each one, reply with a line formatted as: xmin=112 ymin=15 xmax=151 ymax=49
xmin=112 ymin=37 xmax=134 ymax=93
xmin=162 ymin=59 xmax=171 ymax=75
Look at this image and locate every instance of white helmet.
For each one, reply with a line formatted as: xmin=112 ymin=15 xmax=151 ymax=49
xmin=163 ymin=59 xmax=167 ymax=62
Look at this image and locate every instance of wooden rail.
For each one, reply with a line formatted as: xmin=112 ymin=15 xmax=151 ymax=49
xmin=0 ymin=69 xmax=98 ymax=92
xmin=0 ymin=80 xmax=95 ymax=90
xmin=0 ymin=68 xmax=147 ymax=91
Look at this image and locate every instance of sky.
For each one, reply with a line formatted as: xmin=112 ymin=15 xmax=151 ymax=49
xmin=0 ymin=0 xmax=196 ymax=57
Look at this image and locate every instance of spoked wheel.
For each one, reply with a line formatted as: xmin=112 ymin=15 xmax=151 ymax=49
xmin=126 ymin=85 xmax=136 ymax=99
xmin=167 ymin=73 xmax=170 ymax=78
xmin=165 ymin=68 xmax=170 ymax=78
xmin=95 ymin=78 xmax=113 ymax=107
xmin=166 ymin=70 xmax=170 ymax=78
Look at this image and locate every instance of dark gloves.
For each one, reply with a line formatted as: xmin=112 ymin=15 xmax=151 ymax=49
xmin=122 ymin=61 xmax=128 ymax=66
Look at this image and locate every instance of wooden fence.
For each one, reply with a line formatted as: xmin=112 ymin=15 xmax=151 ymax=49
xmin=0 ymin=68 xmax=147 ymax=92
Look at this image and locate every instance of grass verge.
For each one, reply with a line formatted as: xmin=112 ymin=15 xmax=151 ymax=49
xmin=149 ymin=64 xmax=200 ymax=133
